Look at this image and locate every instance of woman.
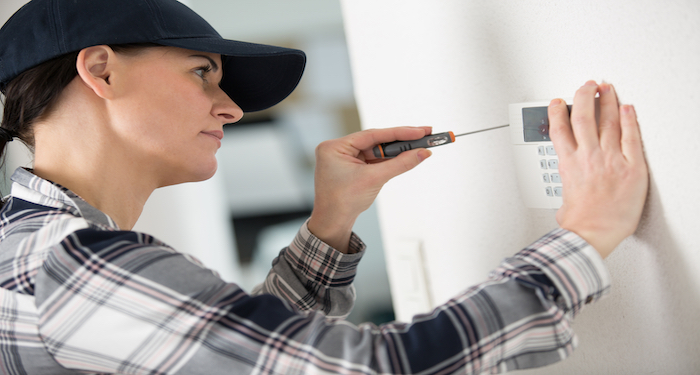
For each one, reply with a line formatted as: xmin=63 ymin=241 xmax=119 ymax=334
xmin=0 ymin=0 xmax=648 ymax=374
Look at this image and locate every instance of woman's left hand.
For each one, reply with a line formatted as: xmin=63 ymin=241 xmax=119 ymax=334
xmin=308 ymin=126 xmax=433 ymax=253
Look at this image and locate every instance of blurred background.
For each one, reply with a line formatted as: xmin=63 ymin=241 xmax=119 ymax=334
xmin=0 ymin=0 xmax=394 ymax=325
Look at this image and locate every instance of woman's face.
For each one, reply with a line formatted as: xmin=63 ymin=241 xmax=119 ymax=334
xmin=109 ymin=46 xmax=242 ymax=187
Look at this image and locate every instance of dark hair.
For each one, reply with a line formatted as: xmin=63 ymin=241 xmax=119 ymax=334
xmin=0 ymin=43 xmax=160 ymax=206
xmin=1 ymin=51 xmax=80 ymax=151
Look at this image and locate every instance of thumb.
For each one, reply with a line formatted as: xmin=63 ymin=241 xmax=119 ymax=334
xmin=373 ymin=148 xmax=432 ymax=183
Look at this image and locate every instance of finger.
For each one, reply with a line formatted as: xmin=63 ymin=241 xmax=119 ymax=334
xmin=598 ymin=82 xmax=622 ymax=153
xmin=619 ymin=105 xmax=644 ymax=163
xmin=370 ymin=148 xmax=432 ymax=182
xmin=548 ymin=98 xmax=576 ymax=155
xmin=349 ymin=126 xmax=432 ymax=152
xmin=570 ymin=80 xmax=600 ymax=149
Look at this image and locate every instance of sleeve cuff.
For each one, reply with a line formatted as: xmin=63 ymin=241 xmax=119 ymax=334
xmin=283 ymin=219 xmax=366 ymax=288
xmin=511 ymin=228 xmax=611 ymax=317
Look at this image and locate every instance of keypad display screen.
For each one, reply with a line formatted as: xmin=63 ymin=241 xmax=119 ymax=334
xmin=522 ymin=105 xmax=572 ymax=142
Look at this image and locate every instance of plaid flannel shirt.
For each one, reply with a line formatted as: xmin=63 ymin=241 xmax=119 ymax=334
xmin=0 ymin=168 xmax=610 ymax=374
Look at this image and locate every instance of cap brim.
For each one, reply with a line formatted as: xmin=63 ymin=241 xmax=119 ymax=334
xmin=157 ymin=37 xmax=306 ymax=113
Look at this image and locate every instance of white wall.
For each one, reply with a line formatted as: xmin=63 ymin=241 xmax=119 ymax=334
xmin=0 ymin=0 xmax=27 ymax=23
xmin=189 ymin=0 xmax=344 ymax=42
xmin=341 ymin=0 xmax=700 ymax=374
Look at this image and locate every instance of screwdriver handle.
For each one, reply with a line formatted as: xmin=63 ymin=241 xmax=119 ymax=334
xmin=373 ymin=131 xmax=455 ymax=158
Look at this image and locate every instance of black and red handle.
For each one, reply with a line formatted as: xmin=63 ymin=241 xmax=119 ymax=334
xmin=372 ymin=131 xmax=456 ymax=158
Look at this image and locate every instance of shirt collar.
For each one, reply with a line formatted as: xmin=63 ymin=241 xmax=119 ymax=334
xmin=9 ymin=168 xmax=119 ymax=230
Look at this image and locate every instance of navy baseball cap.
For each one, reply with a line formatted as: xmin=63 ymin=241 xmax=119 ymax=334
xmin=0 ymin=0 xmax=306 ymax=112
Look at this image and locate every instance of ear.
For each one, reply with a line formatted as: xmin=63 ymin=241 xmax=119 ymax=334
xmin=76 ymin=45 xmax=117 ymax=99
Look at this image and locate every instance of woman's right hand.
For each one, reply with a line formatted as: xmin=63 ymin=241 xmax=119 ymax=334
xmin=308 ymin=126 xmax=433 ymax=253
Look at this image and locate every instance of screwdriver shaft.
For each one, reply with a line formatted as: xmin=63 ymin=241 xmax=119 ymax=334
xmin=454 ymin=124 xmax=509 ymax=137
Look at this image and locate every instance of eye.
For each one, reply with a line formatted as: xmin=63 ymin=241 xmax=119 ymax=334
xmin=194 ymin=64 xmax=213 ymax=82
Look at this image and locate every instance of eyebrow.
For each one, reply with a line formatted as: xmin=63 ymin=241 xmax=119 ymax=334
xmin=190 ymin=54 xmax=220 ymax=72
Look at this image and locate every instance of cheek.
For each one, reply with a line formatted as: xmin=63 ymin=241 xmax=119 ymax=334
xmin=152 ymin=82 xmax=213 ymax=132
xmin=120 ymin=82 xmax=208 ymax=141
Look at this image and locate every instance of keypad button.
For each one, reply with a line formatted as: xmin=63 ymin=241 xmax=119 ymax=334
xmin=545 ymin=187 xmax=554 ymax=197
xmin=538 ymin=146 xmax=546 ymax=156
xmin=554 ymin=187 xmax=563 ymax=197
xmin=540 ymin=160 xmax=548 ymax=169
xmin=547 ymin=159 xmax=558 ymax=170
xmin=551 ymin=173 xmax=561 ymax=183
xmin=542 ymin=173 xmax=550 ymax=183
xmin=546 ymin=145 xmax=557 ymax=155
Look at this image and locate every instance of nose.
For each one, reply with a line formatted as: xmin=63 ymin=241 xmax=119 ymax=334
xmin=212 ymin=87 xmax=244 ymax=125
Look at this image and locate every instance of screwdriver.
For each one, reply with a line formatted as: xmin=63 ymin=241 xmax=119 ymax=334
xmin=372 ymin=124 xmax=510 ymax=158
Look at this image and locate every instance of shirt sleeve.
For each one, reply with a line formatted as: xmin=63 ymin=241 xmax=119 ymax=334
xmin=251 ymin=219 xmax=365 ymax=318
xmin=34 ymin=227 xmax=609 ymax=375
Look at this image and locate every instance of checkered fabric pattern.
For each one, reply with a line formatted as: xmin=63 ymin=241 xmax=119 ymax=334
xmin=0 ymin=168 xmax=610 ymax=374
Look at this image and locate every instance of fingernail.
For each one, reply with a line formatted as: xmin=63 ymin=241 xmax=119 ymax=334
xmin=418 ymin=149 xmax=432 ymax=161
xmin=585 ymin=80 xmax=597 ymax=86
xmin=599 ymin=82 xmax=611 ymax=94
xmin=621 ymin=104 xmax=635 ymax=115
xmin=550 ymin=98 xmax=562 ymax=107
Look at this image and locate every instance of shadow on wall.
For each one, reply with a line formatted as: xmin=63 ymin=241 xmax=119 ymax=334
xmin=633 ymin=175 xmax=700 ymax=368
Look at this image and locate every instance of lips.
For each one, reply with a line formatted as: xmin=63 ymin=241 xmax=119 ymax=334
xmin=201 ymin=130 xmax=224 ymax=140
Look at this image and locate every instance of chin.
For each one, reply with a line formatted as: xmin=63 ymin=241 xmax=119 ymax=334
xmin=189 ymin=162 xmax=218 ymax=183
xmin=160 ymin=161 xmax=218 ymax=187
